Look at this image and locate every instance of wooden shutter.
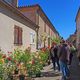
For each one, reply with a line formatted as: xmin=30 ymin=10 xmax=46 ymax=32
xmin=18 ymin=28 xmax=22 ymax=45
xmin=14 ymin=26 xmax=22 ymax=45
xmin=14 ymin=26 xmax=18 ymax=44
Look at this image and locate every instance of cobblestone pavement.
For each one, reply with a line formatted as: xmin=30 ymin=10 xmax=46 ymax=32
xmin=69 ymin=53 xmax=80 ymax=80
xmin=34 ymin=53 xmax=80 ymax=80
xmin=35 ymin=64 xmax=62 ymax=80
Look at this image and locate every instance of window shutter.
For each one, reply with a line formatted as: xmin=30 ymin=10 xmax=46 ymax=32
xmin=14 ymin=26 xmax=18 ymax=44
xmin=19 ymin=28 xmax=22 ymax=44
xmin=14 ymin=26 xmax=22 ymax=45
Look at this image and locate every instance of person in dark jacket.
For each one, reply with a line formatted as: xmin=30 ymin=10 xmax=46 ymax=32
xmin=50 ymin=43 xmax=60 ymax=71
xmin=59 ymin=41 xmax=70 ymax=80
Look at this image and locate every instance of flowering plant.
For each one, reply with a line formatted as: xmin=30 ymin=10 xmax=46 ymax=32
xmin=51 ymin=36 xmax=61 ymax=44
xmin=39 ymin=48 xmax=49 ymax=66
xmin=0 ymin=51 xmax=15 ymax=80
xmin=26 ymin=53 xmax=43 ymax=77
xmin=0 ymin=47 xmax=50 ymax=78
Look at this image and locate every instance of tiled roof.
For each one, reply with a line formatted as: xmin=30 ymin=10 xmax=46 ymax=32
xmin=0 ymin=0 xmax=39 ymax=29
xmin=18 ymin=4 xmax=59 ymax=34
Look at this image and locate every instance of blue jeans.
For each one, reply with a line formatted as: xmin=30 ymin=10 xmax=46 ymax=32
xmin=59 ymin=60 xmax=70 ymax=80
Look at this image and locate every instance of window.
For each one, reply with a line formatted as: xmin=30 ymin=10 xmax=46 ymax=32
xmin=30 ymin=32 xmax=35 ymax=44
xmin=14 ymin=26 xmax=22 ymax=45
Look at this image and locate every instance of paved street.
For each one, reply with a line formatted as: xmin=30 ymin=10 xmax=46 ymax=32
xmin=35 ymin=64 xmax=62 ymax=80
xmin=69 ymin=53 xmax=80 ymax=80
xmin=35 ymin=53 xmax=80 ymax=80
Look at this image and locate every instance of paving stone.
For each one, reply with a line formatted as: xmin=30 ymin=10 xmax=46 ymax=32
xmin=34 ymin=53 xmax=80 ymax=80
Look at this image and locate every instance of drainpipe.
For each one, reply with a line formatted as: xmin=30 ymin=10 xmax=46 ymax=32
xmin=36 ymin=27 xmax=39 ymax=50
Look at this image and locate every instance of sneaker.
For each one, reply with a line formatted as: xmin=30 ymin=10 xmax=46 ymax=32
xmin=58 ymin=71 xmax=62 ymax=74
xmin=66 ymin=76 xmax=71 ymax=80
xmin=54 ymin=70 xmax=58 ymax=72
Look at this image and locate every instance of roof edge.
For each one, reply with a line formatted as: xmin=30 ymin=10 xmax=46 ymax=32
xmin=0 ymin=0 xmax=39 ymax=29
xmin=18 ymin=4 xmax=59 ymax=34
xmin=75 ymin=7 xmax=80 ymax=21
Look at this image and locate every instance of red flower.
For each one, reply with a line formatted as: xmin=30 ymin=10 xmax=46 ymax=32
xmin=14 ymin=60 xmax=16 ymax=63
xmin=7 ymin=57 xmax=12 ymax=61
xmin=32 ymin=60 xmax=35 ymax=65
xmin=2 ymin=54 xmax=6 ymax=58
xmin=41 ymin=48 xmax=46 ymax=52
xmin=48 ymin=45 xmax=50 ymax=49
xmin=17 ymin=63 xmax=20 ymax=66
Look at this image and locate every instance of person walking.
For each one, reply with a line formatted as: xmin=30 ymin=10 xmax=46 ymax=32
xmin=69 ymin=43 xmax=76 ymax=65
xmin=77 ymin=43 xmax=80 ymax=66
xmin=59 ymin=40 xmax=70 ymax=80
xmin=50 ymin=42 xmax=60 ymax=71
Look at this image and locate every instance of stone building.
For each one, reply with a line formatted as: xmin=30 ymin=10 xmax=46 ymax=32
xmin=0 ymin=0 xmax=60 ymax=53
xmin=0 ymin=0 xmax=39 ymax=53
xmin=67 ymin=33 xmax=76 ymax=47
xmin=75 ymin=7 xmax=80 ymax=47
xmin=18 ymin=4 xmax=59 ymax=48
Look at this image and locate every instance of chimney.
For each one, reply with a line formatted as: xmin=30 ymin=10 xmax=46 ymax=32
xmin=12 ymin=0 xmax=18 ymax=7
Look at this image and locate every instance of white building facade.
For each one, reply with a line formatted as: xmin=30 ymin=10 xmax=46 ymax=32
xmin=0 ymin=0 xmax=38 ymax=53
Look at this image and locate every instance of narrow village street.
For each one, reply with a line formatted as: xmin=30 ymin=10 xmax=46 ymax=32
xmin=35 ymin=63 xmax=62 ymax=80
xmin=34 ymin=53 xmax=80 ymax=80
xmin=0 ymin=1 xmax=80 ymax=80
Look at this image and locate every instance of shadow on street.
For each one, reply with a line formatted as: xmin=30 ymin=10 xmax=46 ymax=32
xmin=69 ymin=53 xmax=80 ymax=80
xmin=41 ymin=71 xmax=61 ymax=77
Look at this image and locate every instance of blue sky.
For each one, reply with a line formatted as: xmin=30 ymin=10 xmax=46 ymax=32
xmin=18 ymin=0 xmax=80 ymax=39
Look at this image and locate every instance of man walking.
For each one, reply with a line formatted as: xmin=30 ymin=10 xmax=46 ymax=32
xmin=59 ymin=40 xmax=70 ymax=80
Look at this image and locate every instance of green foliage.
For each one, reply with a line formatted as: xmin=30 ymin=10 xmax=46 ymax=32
xmin=0 ymin=65 xmax=4 ymax=80
xmin=38 ymin=50 xmax=49 ymax=65
xmin=14 ymin=49 xmax=24 ymax=62
xmin=0 ymin=47 xmax=50 ymax=78
xmin=51 ymin=36 xmax=61 ymax=44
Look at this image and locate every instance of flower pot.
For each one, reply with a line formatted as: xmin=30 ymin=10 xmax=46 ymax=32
xmin=19 ymin=75 xmax=25 ymax=80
